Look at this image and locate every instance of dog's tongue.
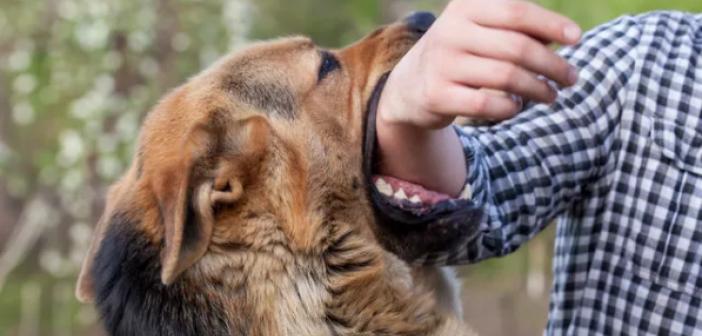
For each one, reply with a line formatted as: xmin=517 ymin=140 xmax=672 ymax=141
xmin=371 ymin=175 xmax=454 ymax=205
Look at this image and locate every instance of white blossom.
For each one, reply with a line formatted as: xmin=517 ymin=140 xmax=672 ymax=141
xmin=97 ymin=155 xmax=122 ymax=180
xmin=138 ymin=57 xmax=159 ymax=78
xmin=57 ymin=129 xmax=85 ymax=167
xmin=172 ymin=32 xmax=191 ymax=52
xmin=13 ymin=73 xmax=37 ymax=94
xmin=59 ymin=168 xmax=84 ymax=193
xmin=12 ymin=101 xmax=35 ymax=125
xmin=128 ymin=31 xmax=151 ymax=52
xmin=39 ymin=249 xmax=64 ymax=276
xmin=7 ymin=47 xmax=32 ymax=71
xmin=75 ymin=20 xmax=110 ymax=50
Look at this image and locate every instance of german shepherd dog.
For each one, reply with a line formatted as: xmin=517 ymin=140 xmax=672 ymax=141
xmin=75 ymin=12 xmax=478 ymax=336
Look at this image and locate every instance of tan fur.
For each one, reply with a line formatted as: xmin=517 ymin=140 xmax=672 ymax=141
xmin=77 ymin=18 xmax=477 ymax=336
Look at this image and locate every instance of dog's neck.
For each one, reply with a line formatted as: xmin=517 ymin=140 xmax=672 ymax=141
xmin=91 ymin=214 xmax=232 ymax=336
xmin=90 ymin=210 xmax=452 ymax=336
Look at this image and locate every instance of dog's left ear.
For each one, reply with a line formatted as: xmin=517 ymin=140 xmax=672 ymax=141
xmin=157 ymin=116 xmax=269 ymax=285
xmin=155 ymin=150 xmax=214 ymax=286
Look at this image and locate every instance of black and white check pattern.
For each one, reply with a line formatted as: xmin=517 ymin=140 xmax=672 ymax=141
xmin=380 ymin=11 xmax=702 ymax=335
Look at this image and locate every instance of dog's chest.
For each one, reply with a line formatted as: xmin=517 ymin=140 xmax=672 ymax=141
xmin=271 ymin=272 xmax=333 ymax=335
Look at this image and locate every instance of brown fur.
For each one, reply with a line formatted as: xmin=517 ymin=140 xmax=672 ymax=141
xmin=76 ymin=18 xmax=477 ymax=336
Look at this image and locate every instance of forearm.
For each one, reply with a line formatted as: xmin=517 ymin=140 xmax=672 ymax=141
xmin=372 ymin=0 xmax=580 ymax=197
xmin=375 ymin=115 xmax=466 ymax=197
xmin=372 ymin=14 xmax=639 ymax=266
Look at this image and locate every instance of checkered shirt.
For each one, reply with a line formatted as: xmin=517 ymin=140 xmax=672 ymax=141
xmin=378 ymin=11 xmax=702 ymax=335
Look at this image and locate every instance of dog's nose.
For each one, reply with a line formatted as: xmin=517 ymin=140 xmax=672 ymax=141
xmin=404 ymin=11 xmax=436 ymax=34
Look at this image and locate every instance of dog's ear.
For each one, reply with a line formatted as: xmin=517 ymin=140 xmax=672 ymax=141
xmin=157 ymin=115 xmax=270 ymax=285
xmin=154 ymin=134 xmax=214 ymax=286
xmin=75 ymin=115 xmax=271 ymax=301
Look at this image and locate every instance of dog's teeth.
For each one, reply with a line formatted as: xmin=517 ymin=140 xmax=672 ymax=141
xmin=393 ymin=188 xmax=408 ymax=200
xmin=409 ymin=195 xmax=422 ymax=204
xmin=459 ymin=185 xmax=472 ymax=200
xmin=375 ymin=178 xmax=393 ymax=196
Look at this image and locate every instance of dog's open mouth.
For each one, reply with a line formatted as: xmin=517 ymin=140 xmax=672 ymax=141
xmin=363 ymin=74 xmax=471 ymax=211
xmin=363 ymin=74 xmax=482 ymax=259
xmin=371 ymin=175 xmax=471 ymax=206
xmin=363 ymin=73 xmax=476 ymax=226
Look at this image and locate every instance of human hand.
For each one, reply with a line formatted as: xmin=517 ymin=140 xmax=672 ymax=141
xmin=375 ymin=0 xmax=581 ymax=196
xmin=378 ymin=0 xmax=582 ymax=129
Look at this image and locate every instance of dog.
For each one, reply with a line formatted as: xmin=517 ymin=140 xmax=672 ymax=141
xmin=75 ymin=12 xmax=478 ymax=336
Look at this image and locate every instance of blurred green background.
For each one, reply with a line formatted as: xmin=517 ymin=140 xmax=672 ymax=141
xmin=0 ymin=1 xmax=699 ymax=335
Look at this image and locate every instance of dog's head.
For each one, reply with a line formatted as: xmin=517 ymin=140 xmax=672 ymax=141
xmin=76 ymin=13 xmax=436 ymax=304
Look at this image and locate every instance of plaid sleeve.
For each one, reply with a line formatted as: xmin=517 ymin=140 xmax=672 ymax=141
xmin=377 ymin=15 xmax=645 ymax=265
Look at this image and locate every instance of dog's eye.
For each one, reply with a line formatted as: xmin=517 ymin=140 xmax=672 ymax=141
xmin=318 ymin=51 xmax=340 ymax=82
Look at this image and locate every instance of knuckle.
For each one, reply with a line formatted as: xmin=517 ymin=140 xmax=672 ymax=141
xmin=468 ymin=93 xmax=489 ymax=113
xmin=498 ymin=64 xmax=520 ymax=86
xmin=514 ymin=38 xmax=533 ymax=58
xmin=504 ymin=1 xmax=528 ymax=21
xmin=420 ymin=83 xmax=444 ymax=111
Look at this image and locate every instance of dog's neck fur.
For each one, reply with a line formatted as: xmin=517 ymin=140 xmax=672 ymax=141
xmin=91 ymin=212 xmax=231 ymax=336
xmin=90 ymin=206 xmax=459 ymax=336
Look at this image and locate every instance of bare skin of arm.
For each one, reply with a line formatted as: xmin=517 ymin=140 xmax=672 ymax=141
xmin=376 ymin=0 xmax=582 ymax=196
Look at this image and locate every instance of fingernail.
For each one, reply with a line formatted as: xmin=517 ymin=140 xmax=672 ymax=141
xmin=511 ymin=94 xmax=523 ymax=109
xmin=568 ymin=66 xmax=579 ymax=85
xmin=564 ymin=24 xmax=581 ymax=43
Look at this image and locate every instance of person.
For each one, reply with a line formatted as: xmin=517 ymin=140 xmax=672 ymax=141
xmin=372 ymin=0 xmax=702 ymax=334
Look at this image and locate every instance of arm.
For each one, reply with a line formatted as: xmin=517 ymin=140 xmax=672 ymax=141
xmin=377 ymin=0 xmax=581 ymax=196
xmin=374 ymin=4 xmax=642 ymax=263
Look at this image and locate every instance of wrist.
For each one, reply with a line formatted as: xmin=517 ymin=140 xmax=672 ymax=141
xmin=375 ymin=99 xmax=466 ymax=196
xmin=375 ymin=74 xmax=410 ymax=126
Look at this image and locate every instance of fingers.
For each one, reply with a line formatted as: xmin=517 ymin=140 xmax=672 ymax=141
xmin=376 ymin=0 xmax=583 ymax=128
xmin=454 ymin=23 xmax=577 ymax=87
xmin=428 ymin=84 xmax=521 ymax=120
xmin=451 ymin=0 xmax=581 ymax=45
xmin=443 ymin=54 xmax=557 ymax=103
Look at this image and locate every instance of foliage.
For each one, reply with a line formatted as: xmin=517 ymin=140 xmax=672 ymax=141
xmin=0 ymin=0 xmax=249 ymax=334
xmin=536 ymin=0 xmax=702 ymax=30
xmin=248 ymin=0 xmax=382 ymax=47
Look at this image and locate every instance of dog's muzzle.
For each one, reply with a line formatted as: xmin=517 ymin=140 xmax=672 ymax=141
xmin=404 ymin=11 xmax=436 ymax=35
xmin=362 ymin=73 xmax=484 ymax=263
